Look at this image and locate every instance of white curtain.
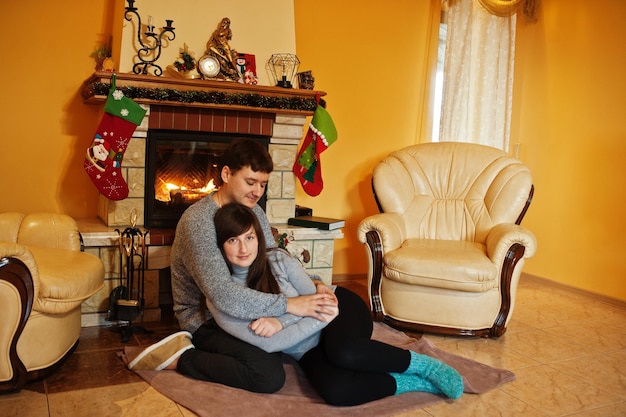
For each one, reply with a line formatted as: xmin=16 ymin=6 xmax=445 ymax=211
xmin=439 ymin=0 xmax=517 ymax=151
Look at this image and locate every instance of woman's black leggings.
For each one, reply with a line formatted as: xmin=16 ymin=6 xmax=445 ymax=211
xmin=297 ymin=286 xmax=411 ymax=406
xmin=177 ymin=319 xmax=286 ymax=393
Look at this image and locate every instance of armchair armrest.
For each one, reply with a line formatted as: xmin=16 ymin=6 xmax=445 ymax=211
xmin=357 ymin=212 xmax=407 ymax=253
xmin=357 ymin=213 xmax=407 ymax=322
xmin=486 ymin=223 xmax=537 ymax=265
xmin=484 ymin=224 xmax=536 ymax=337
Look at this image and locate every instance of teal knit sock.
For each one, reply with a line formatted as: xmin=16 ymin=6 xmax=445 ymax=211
xmin=390 ymin=373 xmax=443 ymax=396
xmin=405 ymin=351 xmax=464 ymax=399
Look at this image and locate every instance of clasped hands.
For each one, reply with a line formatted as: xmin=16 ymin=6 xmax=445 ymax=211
xmin=249 ymin=282 xmax=339 ymax=338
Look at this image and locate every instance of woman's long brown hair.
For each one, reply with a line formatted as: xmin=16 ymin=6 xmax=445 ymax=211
xmin=215 ymin=203 xmax=280 ymax=294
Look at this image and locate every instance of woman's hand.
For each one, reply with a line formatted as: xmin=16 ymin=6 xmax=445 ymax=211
xmin=286 ymin=293 xmax=338 ymax=321
xmin=249 ymin=317 xmax=283 ymax=337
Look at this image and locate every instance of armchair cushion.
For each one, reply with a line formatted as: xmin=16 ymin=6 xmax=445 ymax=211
xmin=385 ymin=239 xmax=497 ymax=293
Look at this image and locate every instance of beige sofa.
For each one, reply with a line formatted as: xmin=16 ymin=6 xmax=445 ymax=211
xmin=0 ymin=213 xmax=104 ymax=393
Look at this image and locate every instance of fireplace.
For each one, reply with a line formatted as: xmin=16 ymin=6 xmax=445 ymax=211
xmin=78 ymin=72 xmax=343 ymax=328
xmin=145 ymin=130 xmax=269 ymax=228
xmin=84 ymin=72 xmax=323 ymax=228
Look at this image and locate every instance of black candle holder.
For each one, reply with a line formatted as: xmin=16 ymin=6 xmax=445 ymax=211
xmin=124 ymin=0 xmax=175 ymax=76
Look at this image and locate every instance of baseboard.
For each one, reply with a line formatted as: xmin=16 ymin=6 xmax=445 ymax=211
xmin=81 ymin=307 xmax=162 ymax=327
xmin=81 ymin=312 xmax=111 ymax=327
xmin=522 ymin=273 xmax=626 ymax=309
xmin=332 ymin=273 xmax=367 ymax=283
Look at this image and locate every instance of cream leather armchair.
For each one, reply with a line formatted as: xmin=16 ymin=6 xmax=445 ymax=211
xmin=0 ymin=213 xmax=104 ymax=393
xmin=357 ymin=142 xmax=536 ymax=338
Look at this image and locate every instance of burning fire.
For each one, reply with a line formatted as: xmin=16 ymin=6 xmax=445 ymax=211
xmin=156 ymin=179 xmax=218 ymax=204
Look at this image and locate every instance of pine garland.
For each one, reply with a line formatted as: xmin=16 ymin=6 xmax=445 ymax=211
xmin=86 ymin=82 xmax=317 ymax=112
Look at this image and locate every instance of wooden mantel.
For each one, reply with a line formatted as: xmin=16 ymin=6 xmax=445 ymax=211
xmin=81 ymin=71 xmax=325 ymax=116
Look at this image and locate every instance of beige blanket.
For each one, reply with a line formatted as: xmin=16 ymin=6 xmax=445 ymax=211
xmin=123 ymin=323 xmax=514 ymax=416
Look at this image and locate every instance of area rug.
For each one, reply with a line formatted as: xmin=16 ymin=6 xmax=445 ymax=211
xmin=122 ymin=323 xmax=514 ymax=417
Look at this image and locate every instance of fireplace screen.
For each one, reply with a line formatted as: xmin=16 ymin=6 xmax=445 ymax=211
xmin=145 ymin=130 xmax=269 ymax=228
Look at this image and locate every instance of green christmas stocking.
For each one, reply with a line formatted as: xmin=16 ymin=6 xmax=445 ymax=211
xmin=84 ymin=76 xmax=146 ymax=201
xmin=292 ymin=103 xmax=337 ymax=196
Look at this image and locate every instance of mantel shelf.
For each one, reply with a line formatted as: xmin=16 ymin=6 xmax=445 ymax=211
xmin=81 ymin=71 xmax=325 ymax=115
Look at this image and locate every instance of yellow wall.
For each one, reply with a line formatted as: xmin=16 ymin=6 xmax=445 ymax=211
xmin=294 ymin=0 xmax=440 ymax=275
xmin=2 ymin=1 xmax=624 ymax=301
xmin=0 ymin=1 xmax=109 ymax=217
xmin=512 ymin=0 xmax=626 ymax=300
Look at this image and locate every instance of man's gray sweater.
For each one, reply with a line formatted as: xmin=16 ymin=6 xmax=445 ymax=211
xmin=170 ymin=194 xmax=287 ymax=333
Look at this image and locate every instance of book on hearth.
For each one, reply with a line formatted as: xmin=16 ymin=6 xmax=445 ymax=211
xmin=287 ymin=216 xmax=345 ymax=231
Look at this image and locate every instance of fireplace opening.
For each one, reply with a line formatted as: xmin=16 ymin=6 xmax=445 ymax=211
xmin=145 ymin=129 xmax=269 ymax=229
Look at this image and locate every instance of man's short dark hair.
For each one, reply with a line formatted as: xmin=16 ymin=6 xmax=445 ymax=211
xmin=219 ymin=138 xmax=273 ymax=182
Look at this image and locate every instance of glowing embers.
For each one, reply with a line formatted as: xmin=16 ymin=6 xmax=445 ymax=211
xmin=157 ymin=178 xmax=218 ymax=205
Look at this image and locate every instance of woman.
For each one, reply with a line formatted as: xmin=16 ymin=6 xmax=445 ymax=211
xmin=212 ymin=203 xmax=464 ymax=406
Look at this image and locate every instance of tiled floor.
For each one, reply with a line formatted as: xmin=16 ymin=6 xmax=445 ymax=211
xmin=1 ymin=276 xmax=625 ymax=417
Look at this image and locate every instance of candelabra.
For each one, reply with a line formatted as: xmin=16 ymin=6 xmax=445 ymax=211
xmin=124 ymin=0 xmax=175 ymax=76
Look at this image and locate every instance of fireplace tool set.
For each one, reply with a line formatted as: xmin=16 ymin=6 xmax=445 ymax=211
xmin=107 ymin=209 xmax=151 ymax=342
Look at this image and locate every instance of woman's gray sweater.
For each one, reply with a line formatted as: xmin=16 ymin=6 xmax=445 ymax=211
xmin=209 ymin=249 xmax=329 ymax=360
xmin=170 ymin=194 xmax=287 ymax=333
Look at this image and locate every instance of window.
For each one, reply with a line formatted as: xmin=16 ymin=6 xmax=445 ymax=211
xmin=432 ymin=9 xmax=447 ymax=142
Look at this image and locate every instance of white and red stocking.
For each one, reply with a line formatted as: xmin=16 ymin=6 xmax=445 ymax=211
xmin=84 ymin=77 xmax=146 ymax=200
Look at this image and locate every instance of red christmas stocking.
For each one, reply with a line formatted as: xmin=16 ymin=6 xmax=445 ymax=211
xmin=293 ymin=104 xmax=337 ymax=196
xmin=84 ymin=76 xmax=146 ymax=201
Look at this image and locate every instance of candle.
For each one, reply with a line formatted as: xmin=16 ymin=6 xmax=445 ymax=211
xmin=148 ymin=15 xmax=153 ymax=27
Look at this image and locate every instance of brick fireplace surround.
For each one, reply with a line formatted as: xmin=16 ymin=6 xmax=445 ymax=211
xmin=78 ymin=72 xmax=343 ymax=326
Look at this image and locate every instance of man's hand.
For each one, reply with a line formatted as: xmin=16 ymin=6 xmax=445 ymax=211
xmin=286 ymin=293 xmax=338 ymax=321
xmin=314 ymin=281 xmax=338 ymax=304
xmin=313 ymin=282 xmax=338 ymax=322
xmin=249 ymin=317 xmax=283 ymax=337
xmin=318 ymin=304 xmax=339 ymax=323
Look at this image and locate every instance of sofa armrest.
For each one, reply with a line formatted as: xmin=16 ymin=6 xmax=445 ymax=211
xmin=0 ymin=245 xmax=36 ymax=392
xmin=17 ymin=213 xmax=82 ymax=252
xmin=0 ymin=243 xmax=39 ymax=299
xmin=28 ymin=247 xmax=104 ymax=314
xmin=357 ymin=212 xmax=406 ymax=253
xmin=0 ymin=213 xmax=25 ymax=243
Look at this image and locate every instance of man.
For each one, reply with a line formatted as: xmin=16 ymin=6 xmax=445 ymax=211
xmin=130 ymin=138 xmax=337 ymax=393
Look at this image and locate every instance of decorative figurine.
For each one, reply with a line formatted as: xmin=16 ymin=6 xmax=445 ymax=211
xmin=236 ymin=53 xmax=258 ymax=85
xmin=205 ymin=17 xmax=240 ymax=81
